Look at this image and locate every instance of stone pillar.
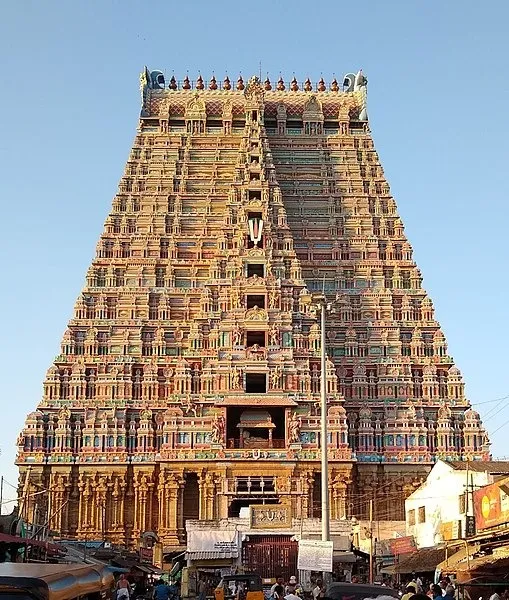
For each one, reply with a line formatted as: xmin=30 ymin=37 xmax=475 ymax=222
xmin=165 ymin=473 xmax=184 ymax=545
xmin=200 ymin=472 xmax=217 ymax=520
xmin=331 ymin=475 xmax=348 ymax=520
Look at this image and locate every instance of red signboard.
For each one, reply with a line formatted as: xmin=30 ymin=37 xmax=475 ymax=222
xmin=389 ymin=536 xmax=416 ymax=555
xmin=473 ymin=477 xmax=509 ymax=530
xmin=139 ymin=547 xmax=154 ymax=562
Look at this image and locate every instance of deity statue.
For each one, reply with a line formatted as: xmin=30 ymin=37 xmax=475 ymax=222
xmin=288 ymin=412 xmax=301 ymax=444
xmin=270 ymin=366 xmax=282 ymax=389
xmin=211 ymin=414 xmax=225 ymax=444
xmin=231 ymin=287 xmax=241 ymax=309
xmin=269 ymin=324 xmax=279 ymax=346
xmin=183 ymin=398 xmax=198 ymax=417
xmin=232 ymin=325 xmax=242 ymax=346
xmin=231 ymin=366 xmax=240 ymax=389
xmin=269 ymin=290 xmax=278 ymax=309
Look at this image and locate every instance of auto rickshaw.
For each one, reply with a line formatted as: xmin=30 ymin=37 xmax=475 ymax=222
xmin=215 ymin=574 xmax=263 ymax=600
xmin=0 ymin=563 xmax=115 ymax=600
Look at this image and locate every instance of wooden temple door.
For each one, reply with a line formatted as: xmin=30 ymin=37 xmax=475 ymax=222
xmin=242 ymin=535 xmax=298 ymax=581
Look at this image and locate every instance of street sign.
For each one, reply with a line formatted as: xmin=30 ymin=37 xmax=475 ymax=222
xmin=297 ymin=539 xmax=333 ymax=572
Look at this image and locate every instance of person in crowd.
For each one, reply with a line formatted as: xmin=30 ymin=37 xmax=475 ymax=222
xmin=117 ymin=574 xmax=131 ymax=600
xmin=270 ymin=578 xmax=285 ymax=598
xmin=273 ymin=585 xmax=285 ymax=600
xmin=430 ymin=585 xmax=444 ymax=600
xmin=153 ymin=579 xmax=171 ymax=600
xmin=444 ymin=586 xmax=455 ymax=600
xmin=409 ymin=594 xmax=430 ymax=600
xmin=312 ymin=579 xmax=323 ymax=600
xmin=402 ymin=584 xmax=418 ymax=600
xmin=197 ymin=576 xmax=208 ymax=600
xmin=284 ymin=589 xmax=301 ymax=600
xmin=285 ymin=577 xmax=302 ymax=598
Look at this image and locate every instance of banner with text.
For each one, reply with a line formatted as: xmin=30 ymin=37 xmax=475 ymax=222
xmin=187 ymin=530 xmax=239 ymax=554
xmin=297 ymin=540 xmax=333 ymax=572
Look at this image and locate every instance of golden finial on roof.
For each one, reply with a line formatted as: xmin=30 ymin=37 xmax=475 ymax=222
xmin=223 ymin=76 xmax=231 ymax=90
xmin=183 ymin=75 xmax=191 ymax=90
xmin=277 ymin=76 xmax=285 ymax=91
xmin=196 ymin=74 xmax=204 ymax=90
xmin=209 ymin=75 xmax=217 ymax=90
xmin=330 ymin=77 xmax=339 ymax=92
xmin=317 ymin=77 xmax=326 ymax=92
xmin=169 ymin=75 xmax=177 ymax=90
xmin=304 ymin=78 xmax=312 ymax=91
xmin=237 ymin=75 xmax=244 ymax=90
xmin=290 ymin=76 xmax=299 ymax=91
xmin=264 ymin=76 xmax=272 ymax=91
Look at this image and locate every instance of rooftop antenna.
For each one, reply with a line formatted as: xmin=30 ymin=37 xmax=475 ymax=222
xmin=259 ymin=61 xmax=262 ymax=80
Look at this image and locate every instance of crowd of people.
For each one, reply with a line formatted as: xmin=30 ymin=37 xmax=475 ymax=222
xmin=113 ymin=570 xmax=508 ymax=600
xmin=115 ymin=574 xmax=179 ymax=600
xmin=269 ymin=575 xmax=326 ymax=600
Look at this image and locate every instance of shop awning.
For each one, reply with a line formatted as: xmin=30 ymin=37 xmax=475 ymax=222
xmin=0 ymin=533 xmax=63 ymax=554
xmin=436 ymin=545 xmax=478 ymax=574
xmin=393 ymin=547 xmax=447 ymax=574
xmin=438 ymin=546 xmax=509 ymax=575
xmin=333 ymin=551 xmax=357 ymax=563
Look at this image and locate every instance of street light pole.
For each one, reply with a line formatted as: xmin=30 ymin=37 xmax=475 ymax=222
xmin=320 ymin=302 xmax=330 ymax=543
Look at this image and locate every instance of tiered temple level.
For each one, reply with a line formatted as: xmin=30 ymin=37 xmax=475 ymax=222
xmin=17 ymin=70 xmax=489 ymax=548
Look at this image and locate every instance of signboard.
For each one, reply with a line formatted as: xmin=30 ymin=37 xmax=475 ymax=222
xmin=440 ymin=520 xmax=461 ymax=541
xmin=388 ymin=536 xmax=416 ymax=556
xmin=465 ymin=515 xmax=476 ymax=537
xmin=187 ymin=530 xmax=239 ymax=554
xmin=297 ymin=539 xmax=333 ymax=572
xmin=139 ymin=547 xmax=153 ymax=562
xmin=473 ymin=477 xmax=509 ymax=530
xmin=250 ymin=505 xmax=291 ymax=529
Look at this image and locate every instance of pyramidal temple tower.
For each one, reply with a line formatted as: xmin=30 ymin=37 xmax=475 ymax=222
xmin=17 ymin=69 xmax=489 ymax=552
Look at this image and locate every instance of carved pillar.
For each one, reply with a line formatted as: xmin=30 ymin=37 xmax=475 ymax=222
xmin=331 ymin=476 xmax=348 ymax=520
xmin=165 ymin=473 xmax=184 ymax=545
xmin=200 ymin=472 xmax=217 ymax=521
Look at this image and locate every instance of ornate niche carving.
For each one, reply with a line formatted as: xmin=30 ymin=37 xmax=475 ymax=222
xmin=250 ymin=504 xmax=291 ymax=529
xmin=185 ymin=93 xmax=207 ymax=134
xmin=302 ymin=95 xmax=324 ymax=135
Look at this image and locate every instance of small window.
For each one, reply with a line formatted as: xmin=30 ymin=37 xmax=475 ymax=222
xmin=246 ymin=331 xmax=266 ymax=347
xmin=247 ymin=263 xmax=265 ymax=278
xmin=408 ymin=509 xmax=416 ymax=526
xmin=245 ymin=373 xmax=267 ymax=393
xmin=248 ymin=190 xmax=262 ymax=201
xmin=247 ymin=295 xmax=265 ymax=309
xmin=418 ymin=506 xmax=426 ymax=524
xmin=459 ymin=493 xmax=466 ymax=515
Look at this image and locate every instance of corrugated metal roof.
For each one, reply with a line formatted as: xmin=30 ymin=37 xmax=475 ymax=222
xmin=394 ymin=547 xmax=447 ymax=574
xmin=186 ymin=551 xmax=239 ymax=560
xmin=447 ymin=461 xmax=509 ymax=473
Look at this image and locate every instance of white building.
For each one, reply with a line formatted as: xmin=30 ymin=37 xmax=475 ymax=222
xmin=405 ymin=460 xmax=509 ymax=548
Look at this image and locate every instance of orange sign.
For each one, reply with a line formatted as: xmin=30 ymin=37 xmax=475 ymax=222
xmin=389 ymin=536 xmax=416 ymax=555
xmin=473 ymin=477 xmax=509 ymax=530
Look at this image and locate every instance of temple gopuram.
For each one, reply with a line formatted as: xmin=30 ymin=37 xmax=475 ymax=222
xmin=17 ymin=69 xmax=489 ymax=557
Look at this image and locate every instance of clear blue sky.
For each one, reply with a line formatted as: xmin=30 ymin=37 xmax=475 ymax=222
xmin=1 ymin=1 xmax=508 ymax=509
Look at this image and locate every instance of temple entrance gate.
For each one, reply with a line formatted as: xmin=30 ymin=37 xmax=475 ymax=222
xmin=242 ymin=535 xmax=297 ymax=581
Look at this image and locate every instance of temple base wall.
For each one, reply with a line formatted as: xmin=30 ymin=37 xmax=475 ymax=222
xmin=18 ymin=461 xmax=428 ymax=547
